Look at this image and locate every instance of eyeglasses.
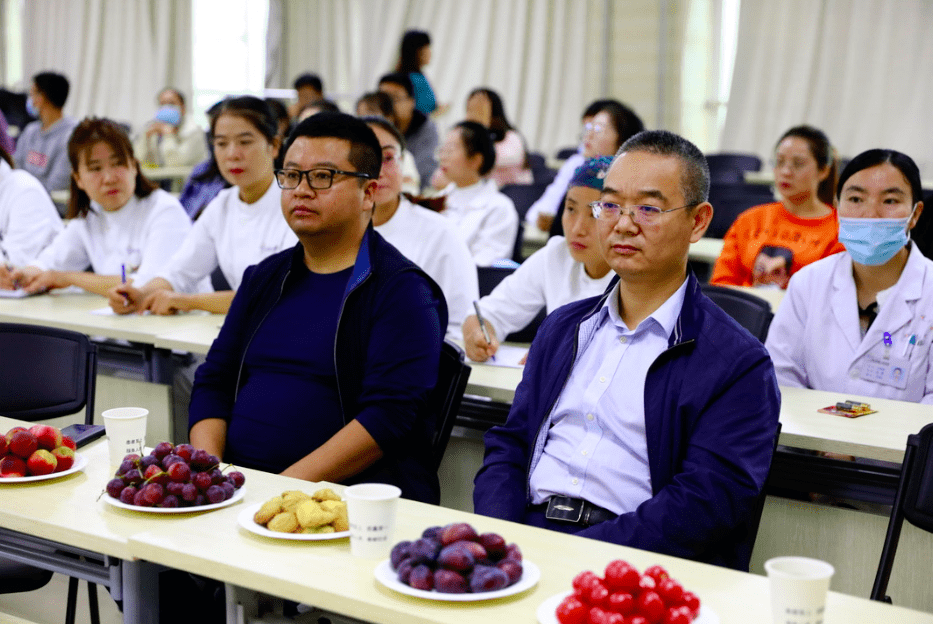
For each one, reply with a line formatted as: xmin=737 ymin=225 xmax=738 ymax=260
xmin=589 ymin=201 xmax=698 ymax=226
xmin=274 ymin=168 xmax=372 ymax=190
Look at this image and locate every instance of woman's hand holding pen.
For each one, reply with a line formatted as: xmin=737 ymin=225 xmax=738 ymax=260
xmin=108 ymin=280 xmax=143 ymax=314
xmin=11 ymin=266 xmax=62 ymax=294
xmin=462 ymin=314 xmax=500 ymax=362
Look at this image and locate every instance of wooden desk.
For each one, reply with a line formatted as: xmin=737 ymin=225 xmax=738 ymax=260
xmin=126 ymin=463 xmax=933 ymax=623
xmin=0 ymin=416 xmax=161 ymax=623
xmin=140 ymin=165 xmax=194 ymax=183
xmin=725 ymin=285 xmax=786 ymax=311
xmin=0 ymin=290 xmax=223 ymax=383
xmin=689 ymin=237 xmax=724 ymax=263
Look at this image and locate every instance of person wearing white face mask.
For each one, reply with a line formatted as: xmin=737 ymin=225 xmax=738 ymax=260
xmin=765 ymin=149 xmax=933 ymax=403
xmin=133 ymin=87 xmax=206 ymax=168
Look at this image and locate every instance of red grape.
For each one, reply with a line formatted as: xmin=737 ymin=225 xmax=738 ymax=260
xmin=205 ymin=485 xmax=225 ymax=504
xmin=106 ymin=478 xmax=126 ymax=498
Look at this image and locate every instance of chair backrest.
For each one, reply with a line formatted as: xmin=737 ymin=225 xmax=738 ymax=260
xmin=706 ymin=153 xmax=763 ymax=183
xmin=706 ymin=182 xmax=776 ymax=239
xmin=0 ymin=323 xmax=97 ymax=424
xmin=700 ymin=285 xmax=774 ymax=342
xmin=737 ymin=422 xmax=782 ymax=568
xmin=477 ymin=266 xmax=516 ymax=297
xmin=500 ymin=183 xmax=549 ymax=222
xmin=430 ymin=341 xmax=472 ymax=470
xmin=555 ymin=147 xmax=578 ymax=161
xmin=871 ymin=422 xmax=933 ymax=602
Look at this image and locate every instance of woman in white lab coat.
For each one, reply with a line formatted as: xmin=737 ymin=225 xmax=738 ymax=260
xmin=765 ymin=149 xmax=932 ymax=404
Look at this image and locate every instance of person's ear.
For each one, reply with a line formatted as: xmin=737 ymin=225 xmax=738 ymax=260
xmin=909 ymin=201 xmax=924 ymax=230
xmin=690 ymin=202 xmax=713 ymax=242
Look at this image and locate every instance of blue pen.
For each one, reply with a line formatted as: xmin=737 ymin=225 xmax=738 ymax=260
xmin=903 ymin=334 xmax=916 ymax=357
xmin=120 ymin=264 xmax=129 ymax=307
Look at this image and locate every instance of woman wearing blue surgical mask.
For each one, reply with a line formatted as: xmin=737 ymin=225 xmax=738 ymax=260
xmin=133 ymin=87 xmax=206 ymax=167
xmin=766 ymin=149 xmax=933 ymax=403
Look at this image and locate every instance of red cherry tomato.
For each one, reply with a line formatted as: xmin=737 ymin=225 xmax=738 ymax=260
xmin=587 ymin=582 xmax=611 ymax=609
xmin=644 ymin=565 xmax=669 ymax=583
xmin=607 ymin=592 xmax=634 ymax=615
xmin=573 ymin=570 xmax=602 ymax=594
xmin=662 ymin=606 xmax=692 ymax=624
xmin=555 ymin=595 xmax=588 ymax=624
xmin=637 ymin=574 xmax=657 ymax=595
xmin=605 ymin=613 xmax=626 ymax=624
xmin=604 ymin=559 xmax=641 ymax=593
xmin=657 ymin=578 xmax=684 ymax=606
xmin=587 ymin=606 xmax=611 ymax=624
xmin=636 ymin=590 xmax=666 ymax=624
xmin=629 ymin=616 xmax=649 ymax=624
xmin=681 ymin=591 xmax=701 ymax=616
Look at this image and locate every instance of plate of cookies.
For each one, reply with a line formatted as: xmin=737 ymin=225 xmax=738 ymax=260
xmin=238 ymin=488 xmax=350 ymax=541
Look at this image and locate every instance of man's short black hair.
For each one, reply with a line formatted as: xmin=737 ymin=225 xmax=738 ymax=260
xmin=378 ymin=72 xmax=414 ymax=98
xmin=283 ymin=112 xmax=382 ymax=181
xmin=617 ymin=130 xmax=710 ymax=206
xmin=293 ymin=73 xmax=323 ymax=94
xmin=33 ymin=71 xmax=70 ymax=109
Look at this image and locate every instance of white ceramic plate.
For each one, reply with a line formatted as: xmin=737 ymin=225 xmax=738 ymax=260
xmin=0 ymin=452 xmax=88 ymax=483
xmin=536 ymin=591 xmax=719 ymax=624
xmin=102 ymin=484 xmax=245 ymax=513
xmin=237 ymin=502 xmax=350 ymax=541
xmin=374 ymin=558 xmax=540 ymax=602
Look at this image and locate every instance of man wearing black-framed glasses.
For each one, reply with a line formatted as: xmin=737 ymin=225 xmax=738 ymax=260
xmin=474 ymin=130 xmax=780 ymax=571
xmin=190 ymin=112 xmax=447 ymax=504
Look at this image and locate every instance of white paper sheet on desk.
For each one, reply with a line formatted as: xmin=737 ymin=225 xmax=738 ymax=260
xmin=0 ymin=289 xmax=34 ymax=298
xmin=471 ymin=344 xmax=527 ymax=368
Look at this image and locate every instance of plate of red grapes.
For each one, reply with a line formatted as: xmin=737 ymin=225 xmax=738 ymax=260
xmin=375 ymin=522 xmax=539 ymax=602
xmin=537 ymin=560 xmax=717 ymax=624
xmin=103 ymin=442 xmax=246 ymax=513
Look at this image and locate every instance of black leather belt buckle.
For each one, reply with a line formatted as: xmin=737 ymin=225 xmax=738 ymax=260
xmin=545 ymin=495 xmax=584 ymax=523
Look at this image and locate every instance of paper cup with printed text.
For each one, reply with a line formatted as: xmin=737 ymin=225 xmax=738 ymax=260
xmin=102 ymin=407 xmax=148 ymax=465
xmin=765 ymin=556 xmax=834 ymax=624
xmin=344 ymin=483 xmax=401 ymax=558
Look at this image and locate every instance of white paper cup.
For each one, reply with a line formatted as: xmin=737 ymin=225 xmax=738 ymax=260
xmin=344 ymin=483 xmax=402 ymax=558
xmin=765 ymin=556 xmax=835 ymax=624
xmin=102 ymin=407 xmax=148 ymax=465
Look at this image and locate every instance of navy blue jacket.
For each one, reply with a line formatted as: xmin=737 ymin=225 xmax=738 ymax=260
xmin=473 ymin=273 xmax=780 ymax=570
xmin=190 ymin=227 xmax=448 ymax=503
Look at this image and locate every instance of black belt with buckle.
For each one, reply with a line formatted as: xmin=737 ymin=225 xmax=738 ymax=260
xmin=532 ymin=495 xmax=616 ymax=527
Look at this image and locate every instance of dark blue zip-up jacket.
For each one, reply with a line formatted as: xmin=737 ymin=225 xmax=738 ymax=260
xmin=473 ymin=273 xmax=780 ymax=570
xmin=190 ymin=227 xmax=448 ymax=503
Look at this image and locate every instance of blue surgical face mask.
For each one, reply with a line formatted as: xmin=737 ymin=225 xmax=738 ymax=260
xmin=154 ymin=105 xmax=181 ymax=126
xmin=838 ymin=204 xmax=917 ymax=266
xmin=25 ymin=97 xmax=38 ymax=118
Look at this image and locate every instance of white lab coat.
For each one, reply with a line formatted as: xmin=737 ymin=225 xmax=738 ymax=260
xmin=765 ymin=245 xmax=933 ymax=404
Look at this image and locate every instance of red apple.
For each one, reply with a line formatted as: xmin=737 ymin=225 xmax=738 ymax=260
xmin=61 ymin=436 xmax=76 ymax=451
xmin=0 ymin=455 xmax=27 ymax=477
xmin=29 ymin=425 xmax=63 ymax=451
xmin=8 ymin=430 xmax=38 ymax=459
xmin=27 ymin=449 xmax=57 ymax=476
xmin=52 ymin=446 xmax=75 ymax=471
xmin=0 ymin=435 xmax=8 ymax=456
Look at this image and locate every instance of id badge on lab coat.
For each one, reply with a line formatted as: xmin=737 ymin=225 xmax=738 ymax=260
xmin=860 ymin=355 xmax=909 ymax=390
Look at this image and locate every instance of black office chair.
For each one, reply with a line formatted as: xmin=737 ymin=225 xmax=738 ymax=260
xmin=555 ymin=146 xmax=578 ymax=161
xmin=706 ymin=153 xmax=763 ymax=183
xmin=706 ymin=182 xmax=777 ymax=239
xmin=740 ymin=422 xmax=782 ymax=568
xmin=0 ymin=323 xmax=101 ymax=624
xmin=701 ymin=285 xmax=774 ymax=342
xmin=871 ymin=423 xmax=933 ymax=603
xmin=430 ymin=341 xmax=472 ymax=470
xmin=500 ymin=183 xmax=549 ymax=223
xmin=475 ymin=267 xmax=547 ymax=343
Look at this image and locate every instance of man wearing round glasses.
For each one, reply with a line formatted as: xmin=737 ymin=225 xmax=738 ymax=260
xmin=474 ymin=130 xmax=780 ymax=571
xmin=189 ymin=112 xmax=447 ymax=504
